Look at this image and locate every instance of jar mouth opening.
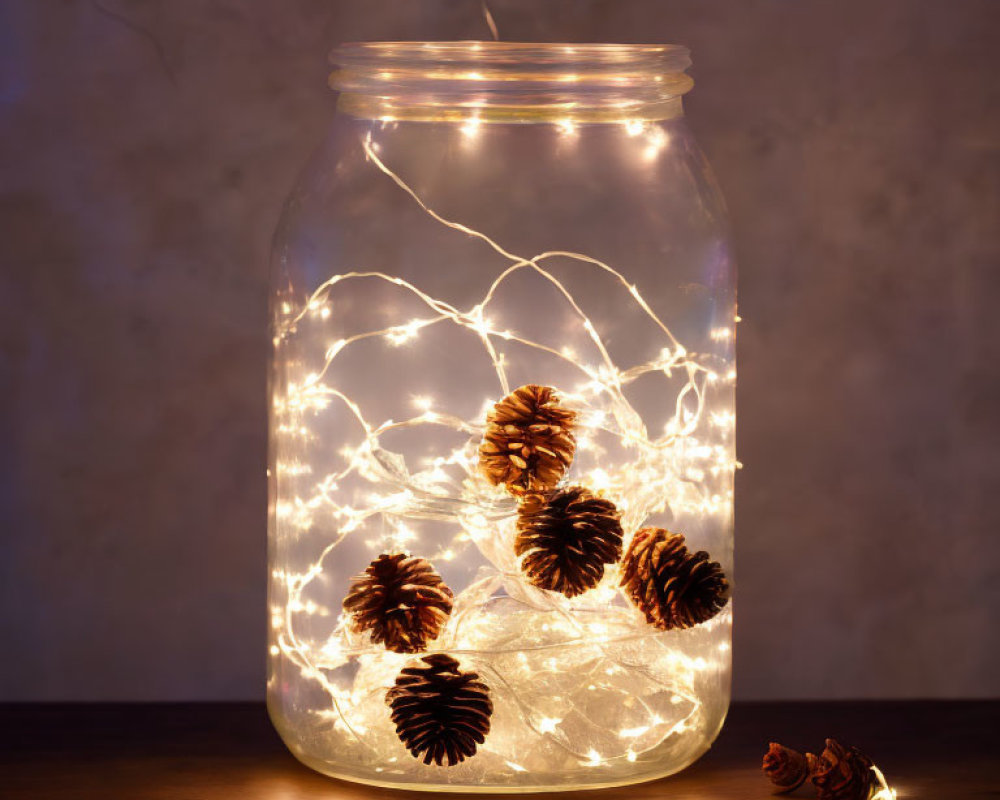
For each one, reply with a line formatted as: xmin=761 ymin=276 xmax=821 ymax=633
xmin=329 ymin=41 xmax=693 ymax=123
xmin=331 ymin=40 xmax=690 ymax=67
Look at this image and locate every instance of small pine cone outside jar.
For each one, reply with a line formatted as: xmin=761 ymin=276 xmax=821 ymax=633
xmin=342 ymin=553 xmax=453 ymax=654
xmin=386 ymin=654 xmax=493 ymax=767
xmin=515 ymin=486 xmax=623 ymax=597
xmin=763 ymin=742 xmax=812 ymax=793
xmin=478 ymin=384 xmax=576 ymax=496
xmin=811 ymin=739 xmax=876 ymax=800
xmin=620 ymin=528 xmax=730 ymax=631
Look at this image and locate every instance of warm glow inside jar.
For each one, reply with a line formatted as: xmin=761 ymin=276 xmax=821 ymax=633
xmin=268 ymin=42 xmax=736 ymax=792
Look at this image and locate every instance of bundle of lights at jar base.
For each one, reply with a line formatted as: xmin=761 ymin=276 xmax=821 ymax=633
xmin=268 ymin=42 xmax=736 ymax=792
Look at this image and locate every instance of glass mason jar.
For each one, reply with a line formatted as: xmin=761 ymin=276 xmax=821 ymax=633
xmin=268 ymin=42 xmax=736 ymax=793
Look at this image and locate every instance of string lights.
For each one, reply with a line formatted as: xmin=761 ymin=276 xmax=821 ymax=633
xmin=268 ymin=122 xmax=736 ymax=780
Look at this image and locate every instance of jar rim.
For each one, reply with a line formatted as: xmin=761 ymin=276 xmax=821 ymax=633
xmin=329 ymin=41 xmax=693 ymax=123
xmin=331 ymin=40 xmax=690 ymax=65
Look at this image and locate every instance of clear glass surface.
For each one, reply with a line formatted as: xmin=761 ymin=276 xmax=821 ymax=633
xmin=268 ymin=42 xmax=736 ymax=793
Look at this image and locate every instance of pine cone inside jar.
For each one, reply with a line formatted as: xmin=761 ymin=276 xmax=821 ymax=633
xmin=478 ymin=384 xmax=576 ymax=496
xmin=514 ymin=486 xmax=623 ymax=597
xmin=386 ymin=654 xmax=493 ymax=767
xmin=620 ymin=528 xmax=730 ymax=631
xmin=811 ymin=739 xmax=875 ymax=800
xmin=342 ymin=554 xmax=453 ymax=654
xmin=762 ymin=742 xmax=812 ymax=793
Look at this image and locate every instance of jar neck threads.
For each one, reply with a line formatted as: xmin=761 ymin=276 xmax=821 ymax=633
xmin=329 ymin=42 xmax=692 ymax=123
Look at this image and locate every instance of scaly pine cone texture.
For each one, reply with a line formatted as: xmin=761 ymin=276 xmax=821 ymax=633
xmin=620 ymin=528 xmax=730 ymax=631
xmin=342 ymin=554 xmax=453 ymax=654
xmin=811 ymin=739 xmax=875 ymax=800
xmin=386 ymin=654 xmax=493 ymax=767
xmin=762 ymin=742 xmax=812 ymax=793
xmin=514 ymin=486 xmax=623 ymax=597
xmin=478 ymin=384 xmax=576 ymax=496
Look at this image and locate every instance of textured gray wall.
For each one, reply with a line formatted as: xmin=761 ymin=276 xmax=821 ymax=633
xmin=1 ymin=0 xmax=998 ymax=701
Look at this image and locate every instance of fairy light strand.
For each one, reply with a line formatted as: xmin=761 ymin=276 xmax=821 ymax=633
xmin=870 ymin=765 xmax=898 ymax=800
xmin=270 ymin=123 xmax=736 ymax=770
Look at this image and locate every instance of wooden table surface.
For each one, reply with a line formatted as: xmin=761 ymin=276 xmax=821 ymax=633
xmin=1 ymin=701 xmax=996 ymax=799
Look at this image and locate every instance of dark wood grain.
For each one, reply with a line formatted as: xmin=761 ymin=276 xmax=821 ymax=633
xmin=1 ymin=702 xmax=996 ymax=799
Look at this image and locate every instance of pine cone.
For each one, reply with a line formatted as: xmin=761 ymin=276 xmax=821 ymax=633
xmin=386 ymin=654 xmax=493 ymax=767
xmin=478 ymin=384 xmax=576 ymax=496
xmin=763 ymin=742 xmax=812 ymax=793
xmin=620 ymin=528 xmax=729 ymax=631
xmin=514 ymin=486 xmax=623 ymax=597
xmin=342 ymin=554 xmax=453 ymax=654
xmin=811 ymin=739 xmax=875 ymax=800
